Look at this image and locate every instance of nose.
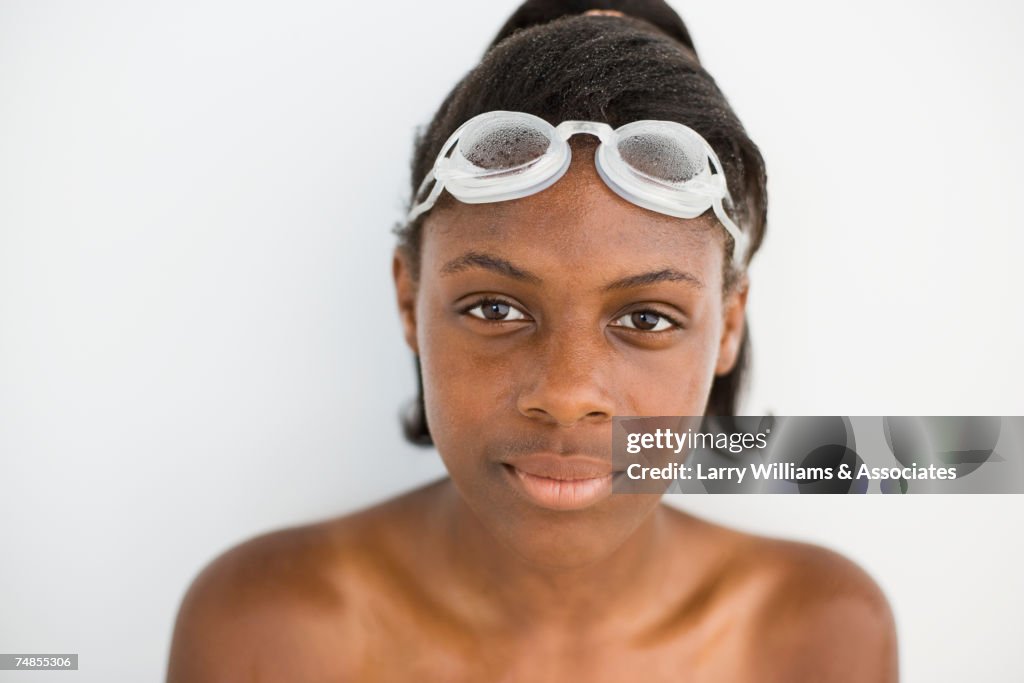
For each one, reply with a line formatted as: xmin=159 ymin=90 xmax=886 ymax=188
xmin=515 ymin=326 xmax=616 ymax=427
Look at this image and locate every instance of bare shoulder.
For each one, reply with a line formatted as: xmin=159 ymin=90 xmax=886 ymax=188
xmin=166 ymin=520 xmax=354 ymax=682
xmin=166 ymin=481 xmax=446 ymax=682
xmin=660 ymin=508 xmax=897 ymax=681
xmin=734 ymin=534 xmax=899 ymax=682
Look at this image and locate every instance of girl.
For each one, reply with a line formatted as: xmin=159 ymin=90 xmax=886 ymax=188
xmin=168 ymin=2 xmax=898 ymax=680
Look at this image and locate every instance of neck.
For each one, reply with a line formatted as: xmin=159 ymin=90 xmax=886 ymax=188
xmin=432 ymin=479 xmax=682 ymax=636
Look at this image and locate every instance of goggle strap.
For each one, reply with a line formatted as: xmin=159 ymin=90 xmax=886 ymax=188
xmin=713 ymin=200 xmax=748 ymax=265
xmin=703 ymin=142 xmax=735 ymax=207
xmin=408 ymin=170 xmax=442 ymax=222
xmin=702 ymin=140 xmax=748 ymax=264
xmin=408 ymin=117 xmax=481 ymax=221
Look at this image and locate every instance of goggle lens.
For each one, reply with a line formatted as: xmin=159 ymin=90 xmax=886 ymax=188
xmin=616 ymin=130 xmax=707 ymax=185
xmin=457 ymin=120 xmax=553 ymax=171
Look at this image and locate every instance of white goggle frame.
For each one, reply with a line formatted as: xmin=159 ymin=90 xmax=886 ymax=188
xmin=408 ymin=110 xmax=749 ymax=266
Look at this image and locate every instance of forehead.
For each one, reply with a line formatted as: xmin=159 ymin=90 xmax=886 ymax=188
xmin=420 ymin=146 xmax=726 ymax=287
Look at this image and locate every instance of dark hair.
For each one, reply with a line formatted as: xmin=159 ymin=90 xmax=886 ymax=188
xmin=396 ymin=0 xmax=767 ymax=446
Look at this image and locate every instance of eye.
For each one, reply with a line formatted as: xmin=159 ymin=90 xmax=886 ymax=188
xmin=464 ymin=297 xmax=529 ymax=322
xmin=611 ymin=310 xmax=680 ymax=332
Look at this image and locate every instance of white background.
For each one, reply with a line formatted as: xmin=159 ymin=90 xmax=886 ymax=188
xmin=1 ymin=1 xmax=1022 ymax=681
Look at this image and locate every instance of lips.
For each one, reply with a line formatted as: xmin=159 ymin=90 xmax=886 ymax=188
xmin=506 ymin=452 xmax=612 ymax=480
xmin=501 ymin=453 xmax=614 ymax=511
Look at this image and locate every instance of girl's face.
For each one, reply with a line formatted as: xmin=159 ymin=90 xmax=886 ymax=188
xmin=394 ymin=147 xmax=747 ymax=567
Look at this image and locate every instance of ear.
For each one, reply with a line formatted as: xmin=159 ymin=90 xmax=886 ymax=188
xmin=392 ymin=248 xmax=420 ymax=355
xmin=715 ymin=274 xmax=749 ymax=376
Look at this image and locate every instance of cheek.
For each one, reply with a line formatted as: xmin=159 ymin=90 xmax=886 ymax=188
xmin=626 ymin=332 xmax=721 ymax=415
xmin=605 ymin=298 xmax=724 ymax=416
xmin=416 ymin=310 xmax=519 ymax=460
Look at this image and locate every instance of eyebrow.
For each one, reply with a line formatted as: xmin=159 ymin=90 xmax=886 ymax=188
xmin=603 ymin=268 xmax=704 ymax=291
xmin=440 ymin=251 xmax=703 ymax=290
xmin=440 ymin=251 xmax=542 ymax=284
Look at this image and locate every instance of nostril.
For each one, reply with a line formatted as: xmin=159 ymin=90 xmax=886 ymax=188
xmin=514 ymin=351 xmax=616 ymax=425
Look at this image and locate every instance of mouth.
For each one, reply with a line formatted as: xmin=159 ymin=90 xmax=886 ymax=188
xmin=500 ymin=453 xmax=617 ymax=511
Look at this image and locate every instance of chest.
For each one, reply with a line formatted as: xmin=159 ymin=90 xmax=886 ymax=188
xmin=344 ymin=612 xmax=751 ymax=683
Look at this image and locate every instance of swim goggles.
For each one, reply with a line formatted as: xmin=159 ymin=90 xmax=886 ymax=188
xmin=408 ymin=110 xmax=749 ymax=265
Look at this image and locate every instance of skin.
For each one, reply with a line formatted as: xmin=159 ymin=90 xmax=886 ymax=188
xmin=166 ymin=145 xmax=898 ymax=682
